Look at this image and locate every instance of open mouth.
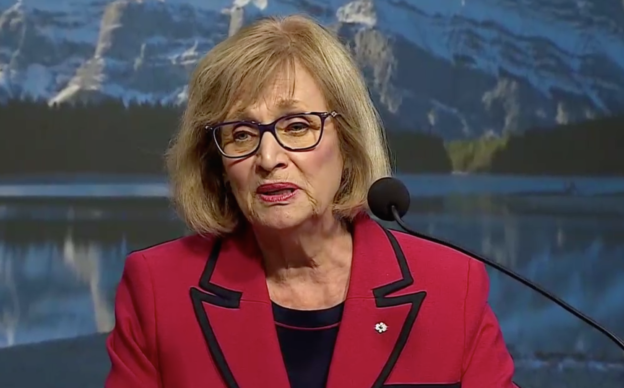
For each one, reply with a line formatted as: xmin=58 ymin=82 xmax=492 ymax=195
xmin=256 ymin=184 xmax=299 ymax=202
xmin=259 ymin=188 xmax=295 ymax=196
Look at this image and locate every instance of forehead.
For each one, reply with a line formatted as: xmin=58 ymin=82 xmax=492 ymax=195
xmin=228 ymin=62 xmax=327 ymax=119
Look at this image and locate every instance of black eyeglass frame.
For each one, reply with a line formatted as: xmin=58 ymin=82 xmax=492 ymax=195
xmin=206 ymin=111 xmax=340 ymax=159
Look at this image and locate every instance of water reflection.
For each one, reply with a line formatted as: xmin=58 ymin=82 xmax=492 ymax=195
xmin=0 ymin=256 xmax=19 ymax=346
xmin=403 ymin=206 xmax=624 ymax=361
xmin=0 ymin=200 xmax=186 ymax=348
xmin=0 ymin=233 xmax=118 ymax=347
xmin=62 ymin=228 xmax=115 ymax=334
xmin=0 ymin=192 xmax=623 ymax=365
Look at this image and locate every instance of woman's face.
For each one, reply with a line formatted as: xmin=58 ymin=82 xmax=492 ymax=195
xmin=221 ymin=63 xmax=344 ymax=231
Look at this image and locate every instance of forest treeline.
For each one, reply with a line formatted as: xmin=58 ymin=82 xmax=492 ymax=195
xmin=2 ymin=99 xmax=621 ymax=176
xmin=0 ymin=99 xmax=451 ymax=176
xmin=448 ymin=115 xmax=624 ymax=175
xmin=489 ymin=115 xmax=624 ymax=175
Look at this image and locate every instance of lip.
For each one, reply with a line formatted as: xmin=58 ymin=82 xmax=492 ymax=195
xmin=256 ymin=182 xmax=301 ymax=194
xmin=256 ymin=182 xmax=300 ymax=203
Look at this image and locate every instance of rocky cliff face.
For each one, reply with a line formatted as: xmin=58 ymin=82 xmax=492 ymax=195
xmin=1 ymin=0 xmax=623 ymax=139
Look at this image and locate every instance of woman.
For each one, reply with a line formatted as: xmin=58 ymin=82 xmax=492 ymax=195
xmin=105 ymin=14 xmax=517 ymax=388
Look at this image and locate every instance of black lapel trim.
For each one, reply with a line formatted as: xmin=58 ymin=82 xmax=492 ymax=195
xmin=372 ymin=226 xmax=428 ymax=388
xmin=190 ymin=238 xmax=242 ymax=388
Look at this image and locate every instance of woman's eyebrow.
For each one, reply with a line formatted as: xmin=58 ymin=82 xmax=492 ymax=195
xmin=225 ymin=98 xmax=310 ymax=122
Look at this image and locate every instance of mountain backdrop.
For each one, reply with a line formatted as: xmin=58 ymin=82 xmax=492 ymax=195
xmin=1 ymin=0 xmax=623 ymax=139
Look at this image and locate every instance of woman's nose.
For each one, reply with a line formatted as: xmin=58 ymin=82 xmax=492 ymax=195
xmin=256 ymin=132 xmax=287 ymax=171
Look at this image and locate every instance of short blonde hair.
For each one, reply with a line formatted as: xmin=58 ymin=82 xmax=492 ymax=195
xmin=166 ymin=14 xmax=391 ymax=235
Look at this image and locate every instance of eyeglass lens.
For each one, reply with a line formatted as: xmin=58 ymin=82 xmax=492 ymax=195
xmin=214 ymin=114 xmax=323 ymax=157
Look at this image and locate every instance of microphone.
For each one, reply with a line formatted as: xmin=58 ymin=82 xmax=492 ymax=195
xmin=367 ymin=176 xmax=624 ymax=353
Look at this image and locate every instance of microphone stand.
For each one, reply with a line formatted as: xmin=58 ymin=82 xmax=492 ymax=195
xmin=390 ymin=205 xmax=624 ymax=353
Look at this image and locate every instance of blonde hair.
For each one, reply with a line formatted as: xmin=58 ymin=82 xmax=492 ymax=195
xmin=166 ymin=14 xmax=391 ymax=235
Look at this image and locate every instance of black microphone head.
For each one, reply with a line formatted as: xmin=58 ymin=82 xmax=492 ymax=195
xmin=367 ymin=177 xmax=411 ymax=221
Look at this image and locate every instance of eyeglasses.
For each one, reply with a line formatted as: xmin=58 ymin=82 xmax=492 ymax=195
xmin=207 ymin=111 xmax=339 ymax=159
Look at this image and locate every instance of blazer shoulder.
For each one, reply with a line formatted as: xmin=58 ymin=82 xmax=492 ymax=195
xmin=388 ymin=228 xmax=485 ymax=284
xmin=129 ymin=233 xmax=217 ymax=264
xmin=120 ymin=234 xmax=219 ymax=287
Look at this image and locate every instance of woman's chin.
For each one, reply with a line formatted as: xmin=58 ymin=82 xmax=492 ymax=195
xmin=252 ymin=207 xmax=311 ymax=231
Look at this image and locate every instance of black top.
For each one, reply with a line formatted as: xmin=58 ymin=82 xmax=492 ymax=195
xmin=272 ymin=302 xmax=344 ymax=388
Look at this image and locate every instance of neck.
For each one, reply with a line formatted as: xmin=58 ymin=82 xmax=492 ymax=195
xmin=253 ymin=214 xmax=353 ymax=284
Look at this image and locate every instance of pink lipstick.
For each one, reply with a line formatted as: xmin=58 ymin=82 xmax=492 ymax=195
xmin=256 ymin=182 xmax=300 ymax=203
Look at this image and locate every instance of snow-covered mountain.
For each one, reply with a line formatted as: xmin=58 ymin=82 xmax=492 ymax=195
xmin=1 ymin=0 xmax=623 ymax=139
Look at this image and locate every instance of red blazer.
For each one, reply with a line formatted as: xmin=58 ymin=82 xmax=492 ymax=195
xmin=105 ymin=214 xmax=517 ymax=388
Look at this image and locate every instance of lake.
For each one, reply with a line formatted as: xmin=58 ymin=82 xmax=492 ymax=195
xmin=0 ymin=173 xmax=623 ymax=386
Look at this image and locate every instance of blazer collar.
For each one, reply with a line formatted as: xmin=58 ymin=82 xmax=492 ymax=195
xmin=190 ymin=213 xmax=427 ymax=388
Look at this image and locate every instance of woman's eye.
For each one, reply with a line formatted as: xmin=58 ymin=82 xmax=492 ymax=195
xmin=233 ymin=132 xmax=249 ymax=140
xmin=287 ymin=122 xmax=309 ymax=131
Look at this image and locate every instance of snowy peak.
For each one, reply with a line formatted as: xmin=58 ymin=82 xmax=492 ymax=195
xmin=1 ymin=0 xmax=623 ymax=139
xmin=336 ymin=0 xmax=376 ymax=27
